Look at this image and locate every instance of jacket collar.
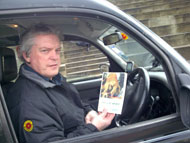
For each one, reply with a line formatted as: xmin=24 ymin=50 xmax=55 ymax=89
xmin=19 ymin=64 xmax=66 ymax=88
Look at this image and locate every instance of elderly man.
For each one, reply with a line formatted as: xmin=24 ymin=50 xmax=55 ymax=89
xmin=6 ymin=24 xmax=114 ymax=143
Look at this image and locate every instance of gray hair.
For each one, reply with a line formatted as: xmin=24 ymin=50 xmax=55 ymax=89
xmin=18 ymin=23 xmax=61 ymax=62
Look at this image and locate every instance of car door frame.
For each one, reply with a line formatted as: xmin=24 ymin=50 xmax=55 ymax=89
xmin=0 ymin=4 xmax=189 ymax=143
xmin=0 ymin=87 xmax=18 ymax=143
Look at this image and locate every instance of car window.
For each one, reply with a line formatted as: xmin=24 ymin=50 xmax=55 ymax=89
xmin=6 ymin=41 xmax=110 ymax=82
xmin=99 ymin=26 xmax=163 ymax=71
xmin=3 ymin=16 xmax=163 ymax=83
xmin=60 ymin=41 xmax=109 ymax=82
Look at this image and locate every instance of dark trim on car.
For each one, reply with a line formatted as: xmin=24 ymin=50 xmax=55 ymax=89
xmin=52 ymin=114 xmax=186 ymax=143
xmin=0 ymin=87 xmax=18 ymax=143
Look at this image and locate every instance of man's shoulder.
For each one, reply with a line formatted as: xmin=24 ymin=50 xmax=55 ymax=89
xmin=7 ymin=76 xmax=46 ymax=106
xmin=12 ymin=75 xmax=40 ymax=91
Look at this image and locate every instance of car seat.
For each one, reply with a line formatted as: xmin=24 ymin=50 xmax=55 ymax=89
xmin=0 ymin=47 xmax=17 ymax=96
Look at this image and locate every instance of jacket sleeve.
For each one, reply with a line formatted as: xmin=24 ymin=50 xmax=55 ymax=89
xmin=17 ymin=100 xmax=99 ymax=143
xmin=66 ymin=123 xmax=98 ymax=138
xmin=15 ymin=89 xmax=99 ymax=143
xmin=17 ymin=100 xmax=65 ymax=143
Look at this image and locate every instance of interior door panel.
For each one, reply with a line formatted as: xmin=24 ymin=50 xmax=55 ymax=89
xmin=73 ymin=78 xmax=102 ymax=110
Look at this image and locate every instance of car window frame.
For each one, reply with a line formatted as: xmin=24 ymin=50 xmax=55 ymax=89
xmin=0 ymin=87 xmax=18 ymax=143
xmin=0 ymin=6 xmax=186 ymax=143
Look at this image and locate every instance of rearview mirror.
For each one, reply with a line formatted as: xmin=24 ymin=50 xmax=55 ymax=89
xmin=103 ymin=32 xmax=122 ymax=45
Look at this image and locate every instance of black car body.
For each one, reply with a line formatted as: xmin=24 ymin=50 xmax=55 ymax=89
xmin=0 ymin=0 xmax=190 ymax=142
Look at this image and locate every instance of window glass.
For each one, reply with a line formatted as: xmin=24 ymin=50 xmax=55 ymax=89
xmin=1 ymin=18 xmax=112 ymax=82
xmin=99 ymin=26 xmax=163 ymax=71
xmin=61 ymin=41 xmax=109 ymax=82
xmin=8 ymin=41 xmax=110 ymax=82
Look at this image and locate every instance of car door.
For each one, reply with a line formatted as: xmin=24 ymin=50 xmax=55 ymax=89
xmin=0 ymin=0 xmax=190 ymax=142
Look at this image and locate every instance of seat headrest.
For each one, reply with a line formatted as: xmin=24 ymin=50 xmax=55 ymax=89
xmin=0 ymin=48 xmax=17 ymax=83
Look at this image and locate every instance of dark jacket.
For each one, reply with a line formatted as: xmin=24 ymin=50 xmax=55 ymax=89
xmin=6 ymin=64 xmax=98 ymax=143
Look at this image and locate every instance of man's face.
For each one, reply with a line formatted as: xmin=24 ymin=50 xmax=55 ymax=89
xmin=24 ymin=34 xmax=61 ymax=79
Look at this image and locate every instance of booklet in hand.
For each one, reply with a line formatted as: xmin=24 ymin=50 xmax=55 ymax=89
xmin=98 ymin=72 xmax=127 ymax=114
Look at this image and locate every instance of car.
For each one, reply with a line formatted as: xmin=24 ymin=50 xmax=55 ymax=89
xmin=0 ymin=0 xmax=190 ymax=142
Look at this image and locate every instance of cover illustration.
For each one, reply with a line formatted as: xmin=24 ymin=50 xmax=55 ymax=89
xmin=98 ymin=72 xmax=127 ymax=114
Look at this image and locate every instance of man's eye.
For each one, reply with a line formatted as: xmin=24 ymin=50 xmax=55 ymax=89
xmin=41 ymin=49 xmax=48 ymax=53
xmin=56 ymin=48 xmax=61 ymax=54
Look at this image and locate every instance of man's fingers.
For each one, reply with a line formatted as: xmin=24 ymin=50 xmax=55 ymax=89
xmin=107 ymin=113 xmax=115 ymax=120
xmin=99 ymin=108 xmax=108 ymax=118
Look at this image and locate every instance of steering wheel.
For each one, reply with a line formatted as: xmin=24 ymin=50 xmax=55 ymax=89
xmin=115 ymin=67 xmax=150 ymax=126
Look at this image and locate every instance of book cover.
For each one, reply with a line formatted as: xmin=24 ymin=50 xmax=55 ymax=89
xmin=98 ymin=72 xmax=127 ymax=114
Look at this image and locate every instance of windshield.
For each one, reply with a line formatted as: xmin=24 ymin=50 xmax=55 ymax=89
xmin=100 ymin=27 xmax=163 ymax=71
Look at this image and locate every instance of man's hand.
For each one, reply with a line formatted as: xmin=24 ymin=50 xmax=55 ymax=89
xmin=86 ymin=109 xmax=115 ymax=131
xmin=85 ymin=110 xmax=98 ymax=124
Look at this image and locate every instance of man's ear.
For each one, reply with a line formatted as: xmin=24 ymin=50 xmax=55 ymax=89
xmin=22 ymin=52 xmax=30 ymax=63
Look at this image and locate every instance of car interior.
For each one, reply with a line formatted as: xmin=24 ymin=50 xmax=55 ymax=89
xmin=0 ymin=14 xmax=177 ymax=141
